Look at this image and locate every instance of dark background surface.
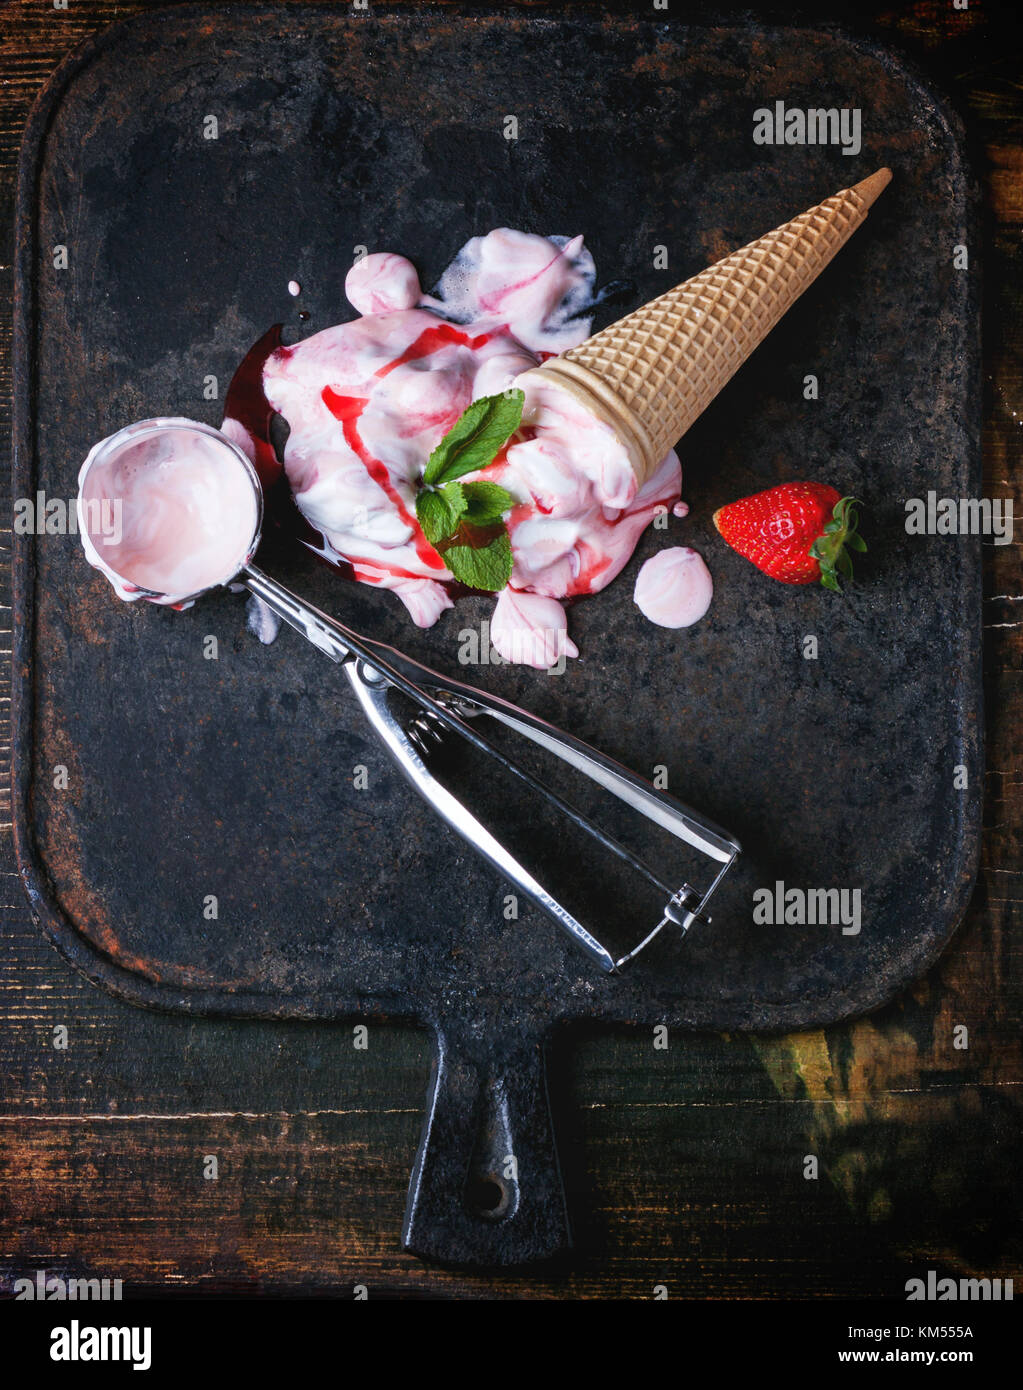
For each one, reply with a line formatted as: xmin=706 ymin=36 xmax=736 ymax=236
xmin=1 ymin=0 xmax=1021 ymax=1298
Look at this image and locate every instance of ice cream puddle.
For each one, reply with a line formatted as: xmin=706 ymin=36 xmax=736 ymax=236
xmin=221 ymin=230 xmax=689 ymax=666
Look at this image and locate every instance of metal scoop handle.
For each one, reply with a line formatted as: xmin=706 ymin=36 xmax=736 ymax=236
xmin=243 ymin=564 xmax=740 ymax=970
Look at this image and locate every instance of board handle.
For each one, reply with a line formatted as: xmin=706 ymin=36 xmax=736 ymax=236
xmin=402 ymin=1019 xmax=570 ymax=1266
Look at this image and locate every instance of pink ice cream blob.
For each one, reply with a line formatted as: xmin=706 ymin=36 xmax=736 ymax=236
xmin=345 ymin=253 xmax=422 ymax=315
xmin=633 ymin=547 xmax=713 ymax=629
xmin=490 ymin=589 xmax=579 ymax=671
xmin=77 ymin=419 xmax=260 ymax=605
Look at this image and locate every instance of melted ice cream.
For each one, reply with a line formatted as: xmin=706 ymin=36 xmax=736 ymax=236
xmin=239 ymin=230 xmax=687 ymax=668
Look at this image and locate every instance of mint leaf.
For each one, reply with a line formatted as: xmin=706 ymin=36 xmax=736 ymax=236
xmin=415 ymin=392 xmax=522 ymax=592
xmin=443 ymin=529 xmax=513 ymax=591
xmin=462 ymin=480 xmax=515 ymax=527
xmin=438 ymin=480 xmax=467 ymax=523
xmin=415 ymin=481 xmax=465 ymax=545
xmin=423 ymin=389 xmax=524 ymax=486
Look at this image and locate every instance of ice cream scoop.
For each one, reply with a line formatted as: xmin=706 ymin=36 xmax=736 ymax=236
xmin=77 ymin=417 xmax=740 ymax=972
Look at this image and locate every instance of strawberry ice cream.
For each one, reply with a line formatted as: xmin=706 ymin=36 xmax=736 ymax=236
xmin=224 ymin=230 xmax=689 ymax=668
xmin=77 ymin=419 xmax=260 ymax=603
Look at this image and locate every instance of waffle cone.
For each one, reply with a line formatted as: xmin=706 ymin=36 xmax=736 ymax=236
xmin=525 ymin=168 xmax=891 ymax=485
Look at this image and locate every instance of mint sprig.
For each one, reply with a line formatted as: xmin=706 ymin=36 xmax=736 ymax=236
xmin=414 ymin=390 xmax=522 ymax=591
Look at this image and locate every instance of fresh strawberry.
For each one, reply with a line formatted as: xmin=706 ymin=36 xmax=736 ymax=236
xmin=712 ymin=483 xmax=866 ymax=591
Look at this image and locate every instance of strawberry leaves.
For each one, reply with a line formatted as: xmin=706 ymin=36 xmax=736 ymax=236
xmin=809 ymin=495 xmax=866 ymax=593
xmin=414 ymin=389 xmax=523 ymax=591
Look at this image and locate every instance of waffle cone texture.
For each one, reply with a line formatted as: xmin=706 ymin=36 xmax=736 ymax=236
xmin=525 ymin=168 xmax=891 ymax=485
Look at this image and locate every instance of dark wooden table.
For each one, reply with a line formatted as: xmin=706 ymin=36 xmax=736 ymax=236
xmin=1 ymin=0 xmax=1020 ymax=1299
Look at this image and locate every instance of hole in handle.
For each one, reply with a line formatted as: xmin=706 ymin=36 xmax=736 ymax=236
xmin=403 ymin=1025 xmax=570 ymax=1264
xmin=465 ymin=1173 xmax=517 ymax=1222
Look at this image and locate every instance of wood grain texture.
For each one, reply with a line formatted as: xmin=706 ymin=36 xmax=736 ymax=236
xmin=0 ymin=0 xmax=1020 ymax=1298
